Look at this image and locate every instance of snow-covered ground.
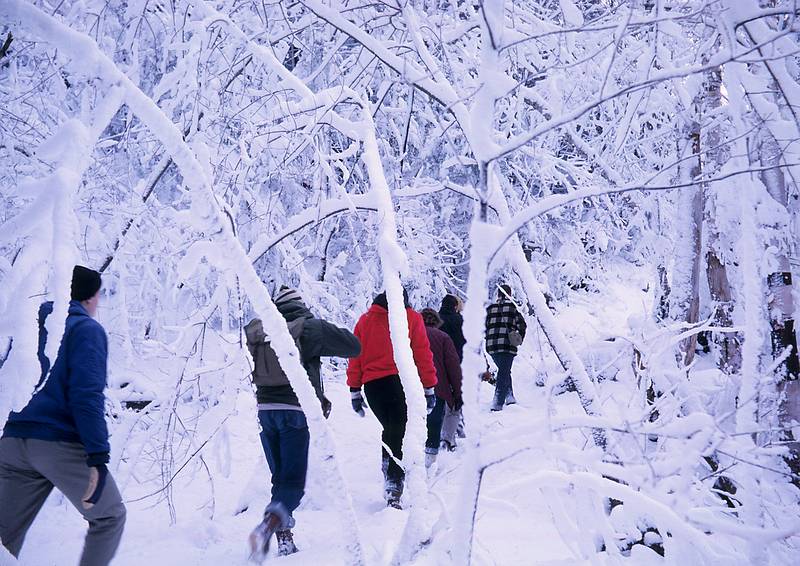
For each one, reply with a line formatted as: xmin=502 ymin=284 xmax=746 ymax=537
xmin=8 ymin=276 xmax=800 ymax=565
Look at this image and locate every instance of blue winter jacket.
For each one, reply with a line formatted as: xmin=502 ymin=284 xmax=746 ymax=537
xmin=3 ymin=300 xmax=110 ymax=465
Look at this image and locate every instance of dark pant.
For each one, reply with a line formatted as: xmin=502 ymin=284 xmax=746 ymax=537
xmin=258 ymin=410 xmax=310 ymax=521
xmin=491 ymin=352 xmax=515 ymax=407
xmin=425 ymin=397 xmax=446 ymax=454
xmin=0 ymin=437 xmax=126 ymax=566
xmin=363 ymin=375 xmax=407 ymax=495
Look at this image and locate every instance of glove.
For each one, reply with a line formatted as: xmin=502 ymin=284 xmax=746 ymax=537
xmin=321 ymin=396 xmax=332 ymax=419
xmin=424 ymin=387 xmax=436 ymax=415
xmin=350 ymin=387 xmax=367 ymax=417
xmin=452 ymin=395 xmax=464 ymax=411
xmin=82 ymin=464 xmax=108 ymax=510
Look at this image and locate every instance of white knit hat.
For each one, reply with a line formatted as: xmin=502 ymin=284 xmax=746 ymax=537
xmin=274 ymin=286 xmax=303 ymax=305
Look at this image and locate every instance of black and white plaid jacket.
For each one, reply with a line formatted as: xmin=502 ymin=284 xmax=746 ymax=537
xmin=485 ymin=298 xmax=527 ymax=355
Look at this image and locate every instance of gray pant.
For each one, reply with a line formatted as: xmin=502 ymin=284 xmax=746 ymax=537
xmin=441 ymin=404 xmax=461 ymax=445
xmin=0 ymin=437 xmax=126 ymax=566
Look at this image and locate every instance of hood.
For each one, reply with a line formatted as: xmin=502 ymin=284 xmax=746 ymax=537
xmin=440 ymin=294 xmax=459 ymax=314
xmin=276 ymin=299 xmax=313 ymax=322
xmin=68 ymin=299 xmax=90 ymax=317
xmin=372 ymin=290 xmax=410 ymax=310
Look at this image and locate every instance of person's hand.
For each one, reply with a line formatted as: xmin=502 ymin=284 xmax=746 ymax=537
xmin=424 ymin=387 xmax=436 ymax=415
xmin=82 ymin=464 xmax=108 ymax=510
xmin=452 ymin=395 xmax=464 ymax=411
xmin=350 ymin=388 xmax=367 ymax=417
xmin=321 ymin=396 xmax=332 ymax=419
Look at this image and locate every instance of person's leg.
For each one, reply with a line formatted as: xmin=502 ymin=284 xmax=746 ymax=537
xmin=382 ymin=376 xmax=407 ymax=493
xmin=364 ymin=377 xmax=396 ymax=487
xmin=27 ymin=439 xmax=125 ymax=566
xmin=0 ymin=438 xmax=54 ymax=558
xmin=491 ymin=353 xmax=513 ymax=410
xmin=258 ymin=411 xmax=282 ymax=502
xmin=364 ymin=376 xmax=407 ymax=498
xmin=425 ymin=397 xmax=446 ymax=453
xmin=440 ymin=403 xmax=459 ymax=449
xmin=270 ymin=411 xmax=309 ymax=520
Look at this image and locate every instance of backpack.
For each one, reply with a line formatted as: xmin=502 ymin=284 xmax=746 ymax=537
xmin=244 ymin=317 xmax=306 ymax=387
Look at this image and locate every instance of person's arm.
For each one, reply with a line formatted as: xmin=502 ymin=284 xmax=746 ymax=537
xmin=516 ymin=309 xmax=528 ymax=339
xmin=409 ymin=312 xmax=437 ymax=388
xmin=346 ymin=318 xmax=364 ymax=389
xmin=317 ymin=319 xmax=362 ymax=359
xmin=67 ymin=322 xmax=110 ymax=465
xmin=443 ymin=335 xmax=463 ymax=408
xmin=455 ymin=313 xmax=467 ymax=350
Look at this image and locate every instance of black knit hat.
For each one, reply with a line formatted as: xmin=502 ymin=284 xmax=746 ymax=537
xmin=71 ymin=265 xmax=102 ymax=301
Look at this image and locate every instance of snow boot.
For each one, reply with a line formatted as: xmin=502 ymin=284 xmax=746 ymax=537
xmin=249 ymin=512 xmax=282 ymax=562
xmin=425 ymin=451 xmax=438 ymax=469
xmin=386 ymin=490 xmax=403 ymax=509
xmin=440 ymin=439 xmax=456 ymax=452
xmin=276 ymin=529 xmax=298 ymax=556
xmin=505 ymin=390 xmax=517 ymax=406
xmin=385 ymin=481 xmax=403 ymax=509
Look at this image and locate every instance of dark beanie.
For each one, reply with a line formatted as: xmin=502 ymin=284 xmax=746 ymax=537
xmin=71 ymin=265 xmax=102 ymax=301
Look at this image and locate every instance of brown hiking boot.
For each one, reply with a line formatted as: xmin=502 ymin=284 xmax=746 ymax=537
xmin=248 ymin=512 xmax=282 ymax=562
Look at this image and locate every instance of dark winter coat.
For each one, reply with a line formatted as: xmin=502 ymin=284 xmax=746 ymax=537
xmin=424 ymin=326 xmax=463 ymax=409
xmin=485 ymin=297 xmax=527 ymax=355
xmin=346 ymin=303 xmax=437 ymax=389
xmin=438 ymin=304 xmax=466 ymax=361
xmin=3 ymin=301 xmax=110 ymax=465
xmin=247 ymin=300 xmax=361 ymax=409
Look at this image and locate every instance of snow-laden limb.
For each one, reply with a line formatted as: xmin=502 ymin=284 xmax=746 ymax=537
xmin=360 ymin=114 xmax=432 ymax=565
xmin=247 ymin=180 xmax=481 ymax=263
xmin=0 ymin=84 xmax=124 ymax=423
xmin=489 ymin=189 xmax=607 ymax=448
xmin=0 ymin=2 xmax=367 ymax=561
xmin=488 ymin=25 xmax=795 ymax=162
xmin=452 ymin=215 xmax=499 ymax=566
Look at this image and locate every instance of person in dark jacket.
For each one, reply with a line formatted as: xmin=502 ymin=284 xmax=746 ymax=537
xmin=0 ymin=266 xmax=126 ymax=566
xmin=485 ymin=284 xmax=527 ymax=411
xmin=346 ymin=289 xmax=437 ymax=508
xmin=439 ymin=294 xmax=466 ymax=448
xmin=420 ymin=309 xmax=463 ymax=468
xmin=247 ymin=287 xmax=360 ymax=561
xmin=439 ymin=294 xmax=466 ymax=360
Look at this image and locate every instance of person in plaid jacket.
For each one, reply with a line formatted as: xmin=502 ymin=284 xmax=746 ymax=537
xmin=485 ymin=284 xmax=527 ymax=411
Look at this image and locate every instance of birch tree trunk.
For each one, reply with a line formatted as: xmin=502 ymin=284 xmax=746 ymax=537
xmin=703 ymin=67 xmax=741 ymax=375
xmin=757 ymin=127 xmax=800 ymax=478
xmin=671 ymin=125 xmax=703 ymax=367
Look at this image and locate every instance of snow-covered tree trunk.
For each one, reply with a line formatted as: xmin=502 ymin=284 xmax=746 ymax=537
xmin=703 ymin=68 xmax=741 ymax=375
xmin=671 ymin=126 xmax=704 ymax=367
xmin=757 ymin=127 xmax=800 ymax=475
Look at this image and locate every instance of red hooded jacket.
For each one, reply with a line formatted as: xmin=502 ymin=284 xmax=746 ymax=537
xmin=346 ymin=304 xmax=437 ymax=389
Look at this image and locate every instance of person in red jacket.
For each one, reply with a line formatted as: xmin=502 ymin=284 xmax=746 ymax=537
xmin=419 ymin=309 xmax=463 ymax=468
xmin=347 ymin=290 xmax=437 ymax=508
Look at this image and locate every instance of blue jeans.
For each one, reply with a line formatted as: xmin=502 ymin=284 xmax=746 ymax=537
xmin=258 ymin=410 xmax=310 ymax=518
xmin=491 ymin=353 xmax=515 ymax=408
xmin=425 ymin=397 xmax=446 ymax=454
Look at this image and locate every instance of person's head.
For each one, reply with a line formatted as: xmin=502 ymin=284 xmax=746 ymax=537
xmin=274 ymin=286 xmax=303 ymax=308
xmin=421 ymin=308 xmax=443 ymax=328
xmin=497 ymin=284 xmax=512 ymax=301
xmin=373 ymin=288 xmax=410 ymax=309
xmin=71 ymin=265 xmax=102 ymax=317
xmin=441 ymin=293 xmax=460 ymax=313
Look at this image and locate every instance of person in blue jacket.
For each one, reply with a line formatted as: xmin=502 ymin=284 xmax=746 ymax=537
xmin=0 ymin=266 xmax=126 ymax=566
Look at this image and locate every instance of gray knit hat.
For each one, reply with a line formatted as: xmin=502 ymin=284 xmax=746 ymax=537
xmin=274 ymin=286 xmax=302 ymax=306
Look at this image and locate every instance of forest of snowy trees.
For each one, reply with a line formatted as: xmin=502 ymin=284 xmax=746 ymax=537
xmin=1 ymin=0 xmax=799 ymax=564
